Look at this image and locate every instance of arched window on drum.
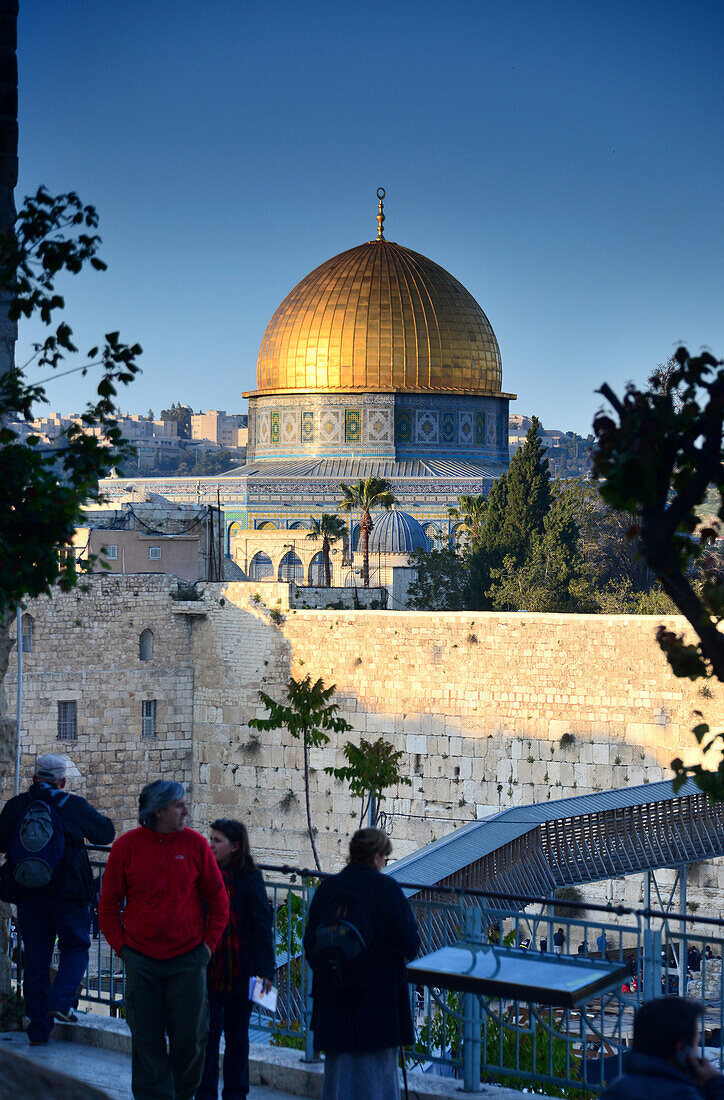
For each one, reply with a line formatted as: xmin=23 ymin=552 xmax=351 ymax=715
xmin=422 ymin=523 xmax=442 ymax=550
xmin=249 ymin=552 xmax=274 ymax=581
xmin=449 ymin=522 xmax=466 ymax=547
xmin=309 ymin=551 xmax=326 ymax=586
xmin=227 ymin=521 xmax=242 ymax=556
xmin=278 ymin=551 xmax=303 ymax=584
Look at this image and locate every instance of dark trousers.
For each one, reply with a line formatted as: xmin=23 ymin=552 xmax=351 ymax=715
xmin=196 ymin=992 xmax=253 ymax=1100
xmin=17 ymin=896 xmax=91 ymax=1043
xmin=123 ymin=943 xmax=209 ymax=1100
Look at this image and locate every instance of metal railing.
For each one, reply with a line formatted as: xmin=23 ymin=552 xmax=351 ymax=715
xmin=9 ymin=851 xmax=724 ymax=1097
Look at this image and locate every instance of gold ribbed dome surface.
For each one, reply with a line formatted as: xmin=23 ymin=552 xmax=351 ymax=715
xmin=255 ymin=239 xmax=502 ymax=395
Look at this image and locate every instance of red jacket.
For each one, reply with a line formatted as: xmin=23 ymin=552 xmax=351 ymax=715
xmin=98 ymin=826 xmax=229 ymax=960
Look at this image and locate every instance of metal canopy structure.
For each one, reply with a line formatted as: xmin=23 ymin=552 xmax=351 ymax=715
xmin=407 ymin=944 xmax=631 ymax=1008
xmin=386 ymin=779 xmax=724 ymax=901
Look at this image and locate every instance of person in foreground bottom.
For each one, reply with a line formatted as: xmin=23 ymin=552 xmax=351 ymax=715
xmin=303 ymin=828 xmax=420 ymax=1100
xmin=195 ymin=818 xmax=275 ymax=1100
xmin=0 ymin=752 xmax=114 ymax=1044
xmin=99 ymin=780 xmax=229 ymax=1100
xmin=601 ymin=996 xmax=724 ymax=1099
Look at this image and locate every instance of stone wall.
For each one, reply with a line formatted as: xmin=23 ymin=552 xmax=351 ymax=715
xmin=3 ymin=576 xmax=195 ymax=829
xmin=3 ymin=577 xmax=723 ymax=915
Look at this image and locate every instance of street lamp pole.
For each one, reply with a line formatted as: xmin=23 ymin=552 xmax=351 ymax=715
xmin=14 ymin=605 xmax=22 ymax=795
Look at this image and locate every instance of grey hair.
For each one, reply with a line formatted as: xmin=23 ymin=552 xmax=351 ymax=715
xmin=138 ymin=780 xmax=185 ymax=828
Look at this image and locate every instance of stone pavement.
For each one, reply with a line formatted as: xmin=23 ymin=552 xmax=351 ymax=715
xmin=0 ymin=1015 xmax=547 ymax=1099
xmin=0 ymin=1030 xmax=299 ymax=1100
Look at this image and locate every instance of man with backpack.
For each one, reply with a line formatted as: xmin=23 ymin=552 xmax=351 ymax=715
xmin=303 ymin=828 xmax=420 ymax=1100
xmin=0 ymin=752 xmax=115 ymax=1045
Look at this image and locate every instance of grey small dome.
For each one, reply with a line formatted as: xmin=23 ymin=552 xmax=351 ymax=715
xmin=367 ymin=509 xmax=429 ymax=554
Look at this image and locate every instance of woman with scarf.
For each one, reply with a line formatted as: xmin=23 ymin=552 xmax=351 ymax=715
xmin=195 ymin=819 xmax=275 ymax=1100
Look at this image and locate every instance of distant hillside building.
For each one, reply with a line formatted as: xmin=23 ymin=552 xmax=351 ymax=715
xmin=191 ymin=410 xmax=248 ymax=449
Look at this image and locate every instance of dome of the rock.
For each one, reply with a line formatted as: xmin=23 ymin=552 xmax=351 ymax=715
xmin=253 ymin=239 xmax=502 ymax=397
xmin=367 ymin=509 xmax=429 ymax=554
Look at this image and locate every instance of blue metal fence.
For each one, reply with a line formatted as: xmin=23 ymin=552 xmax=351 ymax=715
xmin=9 ymin=851 xmax=724 ymax=1097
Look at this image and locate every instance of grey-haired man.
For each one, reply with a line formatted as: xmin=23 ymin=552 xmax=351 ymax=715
xmin=99 ymin=780 xmax=228 ymax=1100
xmin=0 ymin=753 xmax=115 ymax=1044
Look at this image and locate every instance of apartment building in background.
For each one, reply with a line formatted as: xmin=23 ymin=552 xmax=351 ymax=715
xmin=191 ymin=410 xmax=248 ymax=449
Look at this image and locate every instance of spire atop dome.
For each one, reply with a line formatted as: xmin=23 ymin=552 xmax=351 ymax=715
xmin=376 ymin=187 xmax=386 ymax=240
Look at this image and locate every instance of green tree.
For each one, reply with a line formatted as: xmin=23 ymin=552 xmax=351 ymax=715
xmin=488 ymin=488 xmax=588 ymax=612
xmin=306 ymin=513 xmax=347 ymax=586
xmin=447 ymin=493 xmax=487 ymax=544
xmin=0 ymin=188 xmax=141 ymax=618
xmin=407 ymin=545 xmax=471 ymax=611
xmin=562 ymin=478 xmax=675 ymax=614
xmin=468 ymin=417 xmax=552 ymax=606
xmin=338 ymin=476 xmax=396 ymax=587
xmin=174 ymin=448 xmax=237 ymax=476
xmin=409 ymin=421 xmax=554 ymax=612
xmin=160 ymin=402 xmax=192 ymax=439
xmin=493 ymin=414 xmax=551 ymax=560
xmin=325 ymin=737 xmax=411 ymax=827
xmin=593 ymin=346 xmax=724 ymax=795
xmin=249 ymin=676 xmax=353 ymax=871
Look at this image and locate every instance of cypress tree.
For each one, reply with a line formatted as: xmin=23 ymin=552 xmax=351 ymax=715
xmin=498 ymin=415 xmax=551 ymax=559
xmin=468 ymin=417 xmax=551 ymax=605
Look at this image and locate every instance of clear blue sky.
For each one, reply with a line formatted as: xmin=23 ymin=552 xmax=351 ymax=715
xmin=16 ymin=0 xmax=723 ymax=434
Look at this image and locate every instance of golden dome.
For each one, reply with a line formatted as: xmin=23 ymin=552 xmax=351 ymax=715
xmin=252 ymin=239 xmax=503 ymax=396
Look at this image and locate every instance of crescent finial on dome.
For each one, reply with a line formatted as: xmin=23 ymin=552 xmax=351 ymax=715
xmin=376 ymin=187 xmax=386 ymax=240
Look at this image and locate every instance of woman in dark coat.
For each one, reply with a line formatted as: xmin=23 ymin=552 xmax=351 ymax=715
xmin=303 ymin=828 xmax=420 ymax=1100
xmin=195 ymin=819 xmax=275 ymax=1100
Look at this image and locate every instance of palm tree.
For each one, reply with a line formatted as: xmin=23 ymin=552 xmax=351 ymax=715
xmin=338 ymin=477 xmax=396 ymax=586
xmin=306 ymin=514 xmax=347 ymax=586
xmin=448 ymin=493 xmax=488 ymax=545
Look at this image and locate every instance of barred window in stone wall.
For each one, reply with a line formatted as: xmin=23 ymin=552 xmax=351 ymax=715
xmin=142 ymin=700 xmax=157 ymax=738
xmin=57 ymin=701 xmax=77 ymax=740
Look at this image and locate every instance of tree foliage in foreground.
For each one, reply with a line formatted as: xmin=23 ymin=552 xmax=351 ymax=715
xmin=0 ymin=187 xmax=141 ymax=616
xmin=593 ymin=346 xmax=724 ymax=796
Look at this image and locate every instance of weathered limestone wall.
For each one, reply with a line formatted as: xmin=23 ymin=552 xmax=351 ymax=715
xmin=3 ymin=577 xmax=723 ymax=916
xmin=3 ymin=576 xmax=195 ymax=830
xmin=190 ymin=593 xmax=724 ymax=891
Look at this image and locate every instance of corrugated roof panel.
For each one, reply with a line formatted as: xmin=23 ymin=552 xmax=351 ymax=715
xmin=234 ymin=457 xmax=507 ymax=481
xmin=385 ymin=779 xmax=707 ymax=893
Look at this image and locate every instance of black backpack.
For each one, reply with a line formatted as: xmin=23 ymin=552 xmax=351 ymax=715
xmin=308 ymin=892 xmax=375 ymax=990
xmin=10 ymin=789 xmax=68 ymax=888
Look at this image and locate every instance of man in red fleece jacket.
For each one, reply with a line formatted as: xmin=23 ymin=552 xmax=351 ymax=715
xmin=99 ymin=780 xmax=228 ymax=1100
